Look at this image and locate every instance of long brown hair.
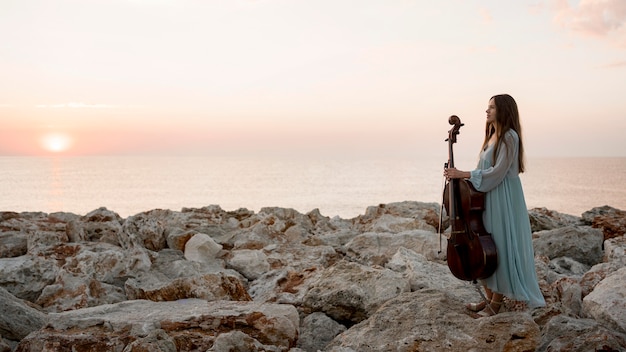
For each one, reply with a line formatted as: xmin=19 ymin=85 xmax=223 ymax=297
xmin=481 ymin=94 xmax=525 ymax=173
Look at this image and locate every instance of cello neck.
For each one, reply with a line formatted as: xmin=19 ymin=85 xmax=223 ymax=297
xmin=446 ymin=115 xmax=463 ymax=221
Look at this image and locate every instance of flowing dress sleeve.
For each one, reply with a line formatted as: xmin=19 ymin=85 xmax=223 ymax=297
xmin=468 ymin=131 xmax=518 ymax=192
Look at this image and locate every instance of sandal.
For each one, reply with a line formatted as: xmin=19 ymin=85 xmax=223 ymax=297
xmin=466 ymin=301 xmax=487 ymax=312
xmin=476 ymin=301 xmax=502 ymax=318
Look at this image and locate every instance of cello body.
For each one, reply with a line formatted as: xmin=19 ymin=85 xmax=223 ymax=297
xmin=443 ymin=115 xmax=497 ymax=281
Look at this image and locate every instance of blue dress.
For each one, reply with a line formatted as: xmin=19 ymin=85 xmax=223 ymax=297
xmin=468 ymin=130 xmax=545 ymax=308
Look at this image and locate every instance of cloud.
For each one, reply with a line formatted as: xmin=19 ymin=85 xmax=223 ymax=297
xmin=600 ymin=59 xmax=626 ymax=68
xmin=36 ymin=102 xmax=117 ymax=109
xmin=479 ymin=7 xmax=493 ymax=24
xmin=553 ymin=0 xmax=626 ymax=48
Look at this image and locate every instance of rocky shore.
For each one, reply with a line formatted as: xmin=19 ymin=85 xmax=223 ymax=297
xmin=1 ymin=202 xmax=625 ymax=351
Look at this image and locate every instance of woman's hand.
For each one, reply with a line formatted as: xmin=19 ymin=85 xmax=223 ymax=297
xmin=444 ymin=167 xmax=470 ymax=180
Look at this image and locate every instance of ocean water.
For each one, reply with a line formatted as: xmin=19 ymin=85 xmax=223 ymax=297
xmin=0 ymin=156 xmax=624 ymax=219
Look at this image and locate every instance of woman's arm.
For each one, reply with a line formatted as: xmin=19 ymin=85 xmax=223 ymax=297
xmin=468 ymin=131 xmax=518 ymax=192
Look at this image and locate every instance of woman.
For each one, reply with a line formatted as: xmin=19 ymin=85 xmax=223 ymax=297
xmin=444 ymin=94 xmax=545 ymax=317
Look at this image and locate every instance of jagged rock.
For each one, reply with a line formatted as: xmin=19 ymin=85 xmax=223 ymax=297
xmin=0 ymin=202 xmax=625 ymax=351
xmin=16 ymin=299 xmax=299 ymax=352
xmin=183 ymin=233 xmax=223 ymax=263
xmin=36 ymin=269 xmax=127 ymax=312
xmin=33 ymin=242 xmax=155 ymax=312
xmin=150 ymin=248 xmax=231 ymax=279
xmin=605 ymin=235 xmax=626 ymax=265
xmin=0 ymin=231 xmax=27 ymax=258
xmin=165 ymin=228 xmax=197 ymax=252
xmin=247 ymin=266 xmax=323 ymax=305
xmin=207 ymin=330 xmax=280 ymax=352
xmin=297 ymin=312 xmax=346 ymax=352
xmin=528 ymin=207 xmax=582 ymax=232
xmin=0 ymin=253 xmax=60 ymax=301
xmin=226 ymin=249 xmax=270 ymax=280
xmin=533 ymin=226 xmax=604 ymax=266
xmin=225 ymin=207 xmax=315 ymax=251
xmin=121 ymin=329 xmax=177 ymax=352
xmin=0 ymin=287 xmax=46 ymax=340
xmin=0 ymin=339 xmax=11 ymax=352
xmin=302 ymin=260 xmax=410 ymax=324
xmin=315 ymin=228 xmax=359 ymax=249
xmin=344 ymin=230 xmax=442 ymax=266
xmin=0 ymin=212 xmax=74 ymax=243
xmin=582 ymin=205 xmax=626 ymax=240
xmin=576 ymin=237 xmax=626 ymax=298
xmin=66 ymin=207 xmax=123 ymax=245
xmin=119 ymin=213 xmax=167 ymax=251
xmin=538 ymin=315 xmax=626 ymax=352
xmin=325 ymin=290 xmax=541 ymax=352
xmin=579 ymin=261 xmax=624 ymax=298
xmin=385 ymin=248 xmax=478 ymax=303
xmin=355 ymin=201 xmax=441 ymax=233
xmin=549 ymin=277 xmax=583 ymax=317
xmin=582 ymin=267 xmax=626 ymax=335
xmin=548 ymin=256 xmax=590 ymax=277
xmin=125 ymin=272 xmax=251 ymax=302
xmin=265 ymin=242 xmax=339 ymax=273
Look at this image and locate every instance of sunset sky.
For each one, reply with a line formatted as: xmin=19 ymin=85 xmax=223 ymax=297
xmin=1 ymin=0 xmax=625 ymax=159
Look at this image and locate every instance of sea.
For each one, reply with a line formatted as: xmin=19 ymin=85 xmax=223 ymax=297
xmin=0 ymin=156 xmax=624 ymax=219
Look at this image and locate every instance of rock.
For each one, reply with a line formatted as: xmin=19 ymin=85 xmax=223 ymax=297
xmin=547 ymin=256 xmax=590 ymax=277
xmin=325 ymin=290 xmax=541 ymax=352
xmin=66 ymin=207 xmax=123 ymax=245
xmin=0 ymin=287 xmax=46 ymax=340
xmin=549 ymin=277 xmax=583 ymax=317
xmin=582 ymin=267 xmax=626 ymax=335
xmin=208 ymin=330 xmax=278 ymax=352
xmin=0 ymin=339 xmax=11 ymax=352
xmin=125 ymin=272 xmax=251 ymax=302
xmin=165 ymin=228 xmax=197 ymax=252
xmin=121 ymin=329 xmax=177 ymax=352
xmin=0 ymin=203 xmax=624 ymax=351
xmin=582 ymin=205 xmax=626 ymax=240
xmin=385 ymin=248 xmax=478 ymax=303
xmin=32 ymin=242 xmax=156 ymax=312
xmin=344 ymin=230 xmax=442 ymax=266
xmin=0 ymin=232 xmax=27 ymax=258
xmin=0 ymin=253 xmax=60 ymax=301
xmin=226 ymin=249 xmax=270 ymax=280
xmin=533 ymin=226 xmax=604 ymax=266
xmin=36 ymin=269 xmax=127 ymax=312
xmin=119 ymin=213 xmax=167 ymax=251
xmin=265 ymin=243 xmax=339 ymax=272
xmin=302 ymin=260 xmax=410 ymax=324
xmin=528 ymin=207 xmax=582 ymax=232
xmin=0 ymin=213 xmax=73 ymax=254
xmin=247 ymin=267 xmax=321 ymax=305
xmin=297 ymin=312 xmax=346 ymax=352
xmin=355 ymin=201 xmax=441 ymax=233
xmin=16 ymin=299 xmax=299 ymax=352
xmin=183 ymin=233 xmax=223 ymax=263
xmin=604 ymin=235 xmax=626 ymax=266
xmin=579 ymin=261 xmax=623 ymax=298
xmin=538 ymin=315 xmax=626 ymax=352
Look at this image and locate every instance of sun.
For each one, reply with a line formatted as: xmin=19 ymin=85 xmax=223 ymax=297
xmin=41 ymin=133 xmax=73 ymax=153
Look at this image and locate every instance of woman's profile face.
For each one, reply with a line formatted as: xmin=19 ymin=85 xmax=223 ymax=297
xmin=486 ymin=98 xmax=497 ymax=124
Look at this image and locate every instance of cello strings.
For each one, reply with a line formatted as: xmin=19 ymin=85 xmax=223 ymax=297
xmin=437 ymin=162 xmax=448 ymax=255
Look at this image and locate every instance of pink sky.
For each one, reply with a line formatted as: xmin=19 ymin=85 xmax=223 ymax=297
xmin=1 ymin=0 xmax=625 ymax=158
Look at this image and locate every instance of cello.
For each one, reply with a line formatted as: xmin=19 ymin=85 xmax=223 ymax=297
xmin=442 ymin=115 xmax=497 ymax=281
